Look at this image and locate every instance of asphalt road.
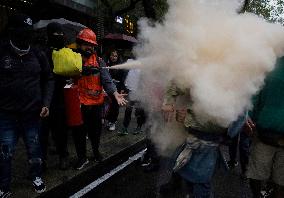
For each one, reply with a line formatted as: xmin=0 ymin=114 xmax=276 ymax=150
xmin=78 ymin=148 xmax=253 ymax=198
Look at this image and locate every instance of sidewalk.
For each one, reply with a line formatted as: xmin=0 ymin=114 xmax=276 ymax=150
xmin=10 ymin=107 xmax=146 ymax=198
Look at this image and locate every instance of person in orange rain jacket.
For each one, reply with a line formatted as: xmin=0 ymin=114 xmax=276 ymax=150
xmin=72 ymin=28 xmax=127 ymax=170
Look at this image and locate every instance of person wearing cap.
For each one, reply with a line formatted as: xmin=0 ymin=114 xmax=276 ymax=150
xmin=0 ymin=13 xmax=54 ymax=196
xmin=40 ymin=22 xmax=70 ymax=171
xmin=72 ymin=28 xmax=127 ymax=170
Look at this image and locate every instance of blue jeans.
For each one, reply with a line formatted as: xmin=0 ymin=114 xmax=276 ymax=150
xmin=174 ymin=145 xmax=219 ymax=198
xmin=229 ymin=131 xmax=251 ymax=173
xmin=0 ymin=112 xmax=42 ymax=191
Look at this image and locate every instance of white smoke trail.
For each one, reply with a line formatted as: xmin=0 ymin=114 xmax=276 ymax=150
xmin=113 ymin=0 xmax=284 ymax=154
xmin=131 ymin=0 xmax=284 ymax=125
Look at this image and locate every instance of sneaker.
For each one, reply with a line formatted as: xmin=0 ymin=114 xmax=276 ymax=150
xmin=108 ymin=123 xmax=116 ymax=131
xmin=260 ymin=190 xmax=274 ymax=198
xmin=32 ymin=177 xmax=46 ymax=194
xmin=227 ymin=160 xmax=238 ymax=169
xmin=0 ymin=189 xmax=11 ymax=198
xmin=74 ymin=158 xmax=89 ymax=170
xmin=118 ymin=127 xmax=128 ymax=136
xmin=133 ymin=126 xmax=142 ymax=135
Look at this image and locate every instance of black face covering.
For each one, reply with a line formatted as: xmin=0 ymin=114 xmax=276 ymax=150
xmin=48 ymin=35 xmax=65 ymax=49
xmin=10 ymin=30 xmax=32 ymax=50
xmin=76 ymin=48 xmax=93 ymax=58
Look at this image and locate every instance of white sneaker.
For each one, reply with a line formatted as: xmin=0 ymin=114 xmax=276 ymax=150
xmin=0 ymin=189 xmax=11 ymax=198
xmin=108 ymin=123 xmax=116 ymax=131
xmin=32 ymin=177 xmax=46 ymax=193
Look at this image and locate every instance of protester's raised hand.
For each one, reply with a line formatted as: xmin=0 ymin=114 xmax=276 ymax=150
xmin=176 ymin=109 xmax=187 ymax=123
xmin=162 ymin=104 xmax=175 ymax=122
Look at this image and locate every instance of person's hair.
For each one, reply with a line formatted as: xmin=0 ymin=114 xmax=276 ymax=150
xmin=108 ymin=49 xmax=123 ymax=63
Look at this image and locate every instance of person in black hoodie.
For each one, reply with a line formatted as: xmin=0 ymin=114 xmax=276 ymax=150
xmin=40 ymin=22 xmax=70 ymax=171
xmin=105 ymin=49 xmax=128 ymax=131
xmin=0 ymin=13 xmax=54 ymax=196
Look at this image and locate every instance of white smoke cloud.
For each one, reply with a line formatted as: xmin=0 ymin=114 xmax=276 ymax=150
xmin=113 ymin=0 xmax=284 ymax=154
xmin=132 ymin=0 xmax=284 ymax=125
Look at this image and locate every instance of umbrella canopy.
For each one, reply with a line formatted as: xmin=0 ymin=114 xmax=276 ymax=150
xmin=102 ymin=33 xmax=138 ymax=51
xmin=33 ymin=18 xmax=86 ymax=45
xmin=104 ymin=33 xmax=137 ymax=43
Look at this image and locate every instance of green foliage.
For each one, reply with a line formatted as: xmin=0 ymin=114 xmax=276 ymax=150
xmin=154 ymin=0 xmax=169 ymax=22
xmin=246 ymin=0 xmax=284 ymax=23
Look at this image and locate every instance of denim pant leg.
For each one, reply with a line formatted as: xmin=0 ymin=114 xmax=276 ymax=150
xmin=192 ymin=182 xmax=212 ymax=198
xmin=239 ymin=132 xmax=251 ymax=173
xmin=0 ymin=113 xmax=18 ymax=191
xmin=21 ymin=114 xmax=42 ymax=180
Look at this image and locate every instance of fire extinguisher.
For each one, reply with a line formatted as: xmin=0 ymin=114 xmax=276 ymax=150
xmin=64 ymin=83 xmax=83 ymax=126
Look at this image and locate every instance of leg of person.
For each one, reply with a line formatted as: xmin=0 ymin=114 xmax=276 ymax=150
xmin=0 ymin=112 xmax=18 ymax=196
xmin=272 ymin=146 xmax=284 ymax=198
xmin=228 ymin=133 xmax=239 ymax=169
xmin=71 ymin=105 xmax=89 ymax=170
xmin=120 ymin=101 xmax=134 ymax=135
xmin=246 ymin=139 xmax=275 ymax=198
xmin=85 ymin=105 xmax=103 ymax=162
xmin=249 ymin=179 xmax=262 ymax=198
xmin=192 ymin=182 xmax=213 ymax=198
xmin=71 ymin=124 xmax=89 ymax=170
xmin=239 ymin=131 xmax=251 ymax=175
xmin=106 ymin=95 xmax=119 ymax=131
xmin=133 ymin=106 xmax=147 ymax=134
xmin=49 ymin=109 xmax=69 ymax=170
xmin=21 ymin=113 xmax=45 ymax=194
xmin=142 ymin=138 xmax=160 ymax=172
xmin=178 ymin=145 xmax=219 ymax=198
xmin=39 ymin=118 xmax=49 ymax=172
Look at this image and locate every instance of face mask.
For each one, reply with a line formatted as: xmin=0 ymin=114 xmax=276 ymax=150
xmin=48 ymin=35 xmax=65 ymax=49
xmin=10 ymin=30 xmax=32 ymax=49
xmin=77 ymin=48 xmax=93 ymax=58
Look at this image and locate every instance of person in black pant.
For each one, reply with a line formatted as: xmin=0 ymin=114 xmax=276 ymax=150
xmin=0 ymin=13 xmax=54 ymax=195
xmin=105 ymin=50 xmax=128 ymax=131
xmin=227 ymin=118 xmax=253 ymax=177
xmin=120 ymin=101 xmax=147 ymax=135
xmin=72 ymin=28 xmax=127 ymax=170
xmin=40 ymin=22 xmax=70 ymax=170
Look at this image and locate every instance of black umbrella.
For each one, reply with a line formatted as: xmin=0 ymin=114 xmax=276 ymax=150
xmin=33 ymin=18 xmax=86 ymax=45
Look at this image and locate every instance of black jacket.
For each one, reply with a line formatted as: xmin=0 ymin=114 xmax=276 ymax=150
xmin=107 ymin=59 xmax=128 ymax=92
xmin=43 ymin=47 xmax=69 ymax=110
xmin=0 ymin=40 xmax=54 ymax=113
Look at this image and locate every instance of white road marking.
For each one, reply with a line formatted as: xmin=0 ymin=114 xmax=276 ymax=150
xmin=69 ymin=149 xmax=146 ymax=198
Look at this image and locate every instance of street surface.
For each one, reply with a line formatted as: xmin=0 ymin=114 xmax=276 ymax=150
xmin=75 ymin=147 xmax=253 ymax=198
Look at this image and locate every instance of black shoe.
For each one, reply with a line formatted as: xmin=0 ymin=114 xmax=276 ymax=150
xmin=59 ymin=157 xmax=70 ymax=170
xmin=32 ymin=177 xmax=46 ymax=194
xmin=133 ymin=126 xmax=142 ymax=135
xmin=93 ymin=152 xmax=103 ymax=162
xmin=74 ymin=158 xmax=89 ymax=170
xmin=227 ymin=160 xmax=238 ymax=169
xmin=0 ymin=189 xmax=11 ymax=198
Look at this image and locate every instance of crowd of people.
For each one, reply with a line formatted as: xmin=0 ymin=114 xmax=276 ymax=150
xmin=0 ymin=12 xmax=284 ymax=198
xmin=0 ymin=13 xmax=137 ymax=197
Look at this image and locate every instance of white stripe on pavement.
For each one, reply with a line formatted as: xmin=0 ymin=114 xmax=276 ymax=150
xmin=69 ymin=149 xmax=147 ymax=198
